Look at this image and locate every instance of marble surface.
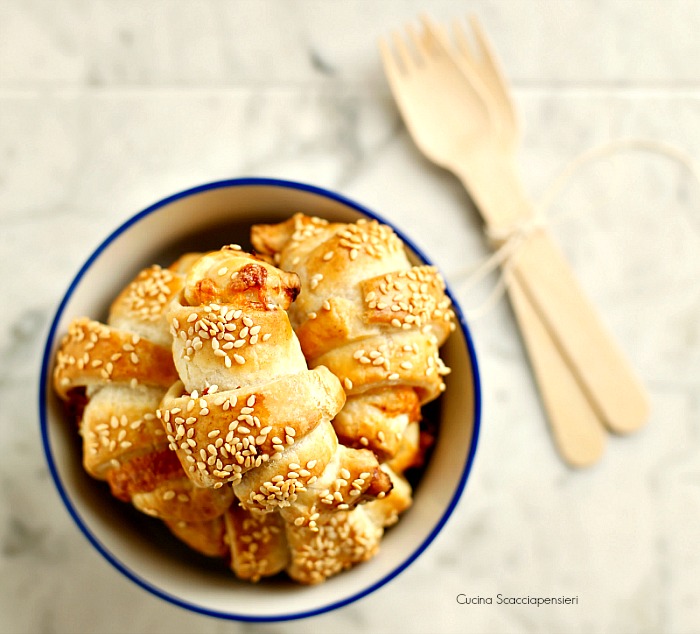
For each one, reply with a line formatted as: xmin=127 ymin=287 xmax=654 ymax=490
xmin=2 ymin=1 xmax=700 ymax=632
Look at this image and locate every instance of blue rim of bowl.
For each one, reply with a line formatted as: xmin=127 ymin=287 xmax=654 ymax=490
xmin=38 ymin=176 xmax=482 ymax=622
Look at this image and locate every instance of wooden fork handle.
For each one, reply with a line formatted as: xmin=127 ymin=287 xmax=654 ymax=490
xmin=454 ymin=152 xmax=650 ymax=435
xmin=508 ymin=274 xmax=607 ymax=467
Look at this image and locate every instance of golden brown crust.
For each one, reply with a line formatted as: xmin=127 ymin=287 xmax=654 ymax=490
xmin=362 ymin=465 xmax=414 ymax=528
xmin=283 ymin=465 xmax=412 ymax=585
xmin=360 ymin=266 xmax=454 ymax=345
xmin=107 ymin=448 xmax=233 ymax=522
xmin=164 ymin=516 xmax=229 ymax=558
xmin=332 ymin=387 xmax=420 ymax=460
xmin=53 ymin=318 xmax=179 ymax=399
xmin=385 ymin=420 xmax=422 ymax=474
xmin=225 ymin=503 xmax=289 ymax=582
xmin=285 ymin=508 xmax=382 ymax=585
xmin=182 ymin=247 xmax=300 ymax=311
xmin=108 ymin=263 xmax=189 ymax=347
xmin=79 ymin=384 xmax=165 ymax=479
xmin=310 ymin=330 xmax=449 ymax=404
xmin=158 ymin=367 xmax=345 ymax=489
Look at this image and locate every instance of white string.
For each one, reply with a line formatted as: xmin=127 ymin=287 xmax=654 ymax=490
xmin=449 ymin=138 xmax=700 ymax=320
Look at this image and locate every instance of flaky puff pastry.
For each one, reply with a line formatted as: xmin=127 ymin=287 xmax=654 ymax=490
xmin=164 ymin=503 xmax=290 ymax=582
xmin=282 ymin=414 xmax=427 ymax=584
xmin=168 ymin=423 xmax=419 ymax=584
xmin=53 ymin=257 xmax=233 ymax=522
xmin=158 ymin=246 xmax=392 ymax=531
xmin=251 ymin=214 xmax=455 ymax=460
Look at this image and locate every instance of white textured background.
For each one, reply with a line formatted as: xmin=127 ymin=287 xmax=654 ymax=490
xmin=2 ymin=1 xmax=700 ymax=633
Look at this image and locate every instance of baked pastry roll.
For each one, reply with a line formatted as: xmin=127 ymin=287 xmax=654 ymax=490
xmin=158 ymin=246 xmax=392 ymax=529
xmin=53 ymin=257 xmax=233 ymax=522
xmin=251 ymin=214 xmax=454 ymax=460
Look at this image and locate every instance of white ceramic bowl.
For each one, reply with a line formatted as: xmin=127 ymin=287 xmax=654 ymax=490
xmin=39 ymin=178 xmax=481 ymax=622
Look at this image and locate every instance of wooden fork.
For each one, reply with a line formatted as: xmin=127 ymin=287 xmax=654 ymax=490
xmin=380 ymin=16 xmax=649 ymax=464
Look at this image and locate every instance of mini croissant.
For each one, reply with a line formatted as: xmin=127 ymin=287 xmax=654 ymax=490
xmin=251 ymin=214 xmax=455 ymax=460
xmin=53 ymin=257 xmax=233 ymax=522
xmin=158 ymin=246 xmax=392 ymax=530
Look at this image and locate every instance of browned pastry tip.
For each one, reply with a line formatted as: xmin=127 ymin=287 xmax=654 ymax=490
xmin=182 ymin=246 xmax=300 ymax=311
xmin=224 ymin=503 xmax=289 ymax=582
xmin=164 ymin=515 xmax=229 ymax=558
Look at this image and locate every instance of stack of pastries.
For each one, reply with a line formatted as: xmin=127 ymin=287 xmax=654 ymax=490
xmin=53 ymin=214 xmax=454 ymax=584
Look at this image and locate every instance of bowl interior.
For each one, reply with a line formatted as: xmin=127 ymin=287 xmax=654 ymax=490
xmin=40 ymin=179 xmax=480 ymax=621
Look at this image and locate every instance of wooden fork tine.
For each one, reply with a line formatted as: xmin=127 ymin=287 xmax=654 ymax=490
xmin=379 ymin=36 xmax=402 ymax=79
xmin=468 ymin=15 xmax=512 ymax=94
xmin=405 ymin=23 xmax=429 ymax=61
xmin=391 ymin=30 xmax=417 ymax=72
xmin=418 ymin=14 xmax=449 ymax=56
xmin=420 ymin=15 xmax=493 ymax=108
xmin=450 ymin=18 xmax=479 ymax=69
